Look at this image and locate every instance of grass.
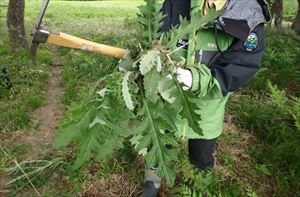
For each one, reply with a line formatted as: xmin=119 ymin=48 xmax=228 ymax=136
xmin=1 ymin=1 xmax=142 ymax=196
xmin=24 ymin=1 xmax=142 ymax=37
xmin=250 ymin=30 xmax=300 ymax=96
xmin=227 ymin=30 xmax=300 ymax=195
xmin=283 ymin=0 xmax=299 ymax=21
xmin=0 ymin=0 xmax=299 ymax=196
xmin=0 ymin=41 xmax=51 ymax=132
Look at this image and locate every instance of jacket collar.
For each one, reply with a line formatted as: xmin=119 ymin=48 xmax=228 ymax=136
xmin=216 ymin=0 xmax=270 ymax=41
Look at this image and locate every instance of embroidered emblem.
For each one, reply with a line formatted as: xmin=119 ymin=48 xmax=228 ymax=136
xmin=245 ymin=33 xmax=258 ymax=52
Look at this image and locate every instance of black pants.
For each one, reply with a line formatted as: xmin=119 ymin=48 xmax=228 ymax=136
xmin=188 ymin=138 xmax=217 ymax=170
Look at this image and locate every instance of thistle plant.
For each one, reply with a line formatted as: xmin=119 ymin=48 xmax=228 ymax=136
xmin=54 ymin=0 xmax=219 ymax=186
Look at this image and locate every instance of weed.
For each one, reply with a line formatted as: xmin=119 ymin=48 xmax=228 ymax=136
xmin=228 ymin=82 xmax=300 ymax=194
xmin=0 ymin=47 xmax=50 ymax=131
xmin=249 ymin=30 xmax=300 ymax=96
xmin=1 ymin=0 xmax=300 ymax=196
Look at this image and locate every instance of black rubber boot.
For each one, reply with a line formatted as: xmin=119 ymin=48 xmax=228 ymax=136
xmin=141 ymin=167 xmax=161 ymax=197
xmin=140 ymin=181 xmax=160 ymax=197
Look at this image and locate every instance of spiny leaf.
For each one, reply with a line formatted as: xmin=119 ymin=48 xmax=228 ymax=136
xmin=156 ymin=55 xmax=162 ymax=73
xmin=168 ymin=11 xmax=222 ymax=48
xmin=144 ymin=68 xmax=160 ymax=103
xmin=122 ymin=71 xmax=135 ymax=111
xmin=134 ymin=98 xmax=180 ymax=186
xmin=138 ymin=0 xmax=164 ymax=48
xmin=157 ymin=73 xmax=177 ymax=104
xmin=55 ymin=73 xmax=134 ymax=169
xmin=175 ymin=79 xmax=202 ymax=136
xmin=139 ymin=50 xmax=160 ymax=75
xmin=89 ymin=116 xmax=107 ymax=128
xmin=73 ymin=128 xmax=101 ymax=169
xmin=53 ymin=104 xmax=95 ymax=149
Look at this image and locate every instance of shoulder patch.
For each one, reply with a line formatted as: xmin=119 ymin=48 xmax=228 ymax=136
xmin=244 ymin=33 xmax=258 ymax=52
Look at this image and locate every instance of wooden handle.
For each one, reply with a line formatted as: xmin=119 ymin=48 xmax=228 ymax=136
xmin=46 ymin=32 xmax=127 ymax=59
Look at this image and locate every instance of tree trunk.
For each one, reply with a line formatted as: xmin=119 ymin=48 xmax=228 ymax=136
xmin=291 ymin=0 xmax=300 ymax=35
xmin=6 ymin=0 xmax=28 ymax=51
xmin=271 ymin=0 xmax=283 ymax=32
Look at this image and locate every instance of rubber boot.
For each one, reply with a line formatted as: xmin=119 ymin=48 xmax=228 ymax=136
xmin=141 ymin=167 xmax=161 ymax=197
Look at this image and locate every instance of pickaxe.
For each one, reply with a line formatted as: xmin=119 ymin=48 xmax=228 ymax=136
xmin=30 ymin=0 xmax=127 ymax=64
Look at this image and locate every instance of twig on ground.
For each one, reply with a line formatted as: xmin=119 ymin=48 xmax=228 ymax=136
xmin=0 ymin=146 xmax=41 ymax=196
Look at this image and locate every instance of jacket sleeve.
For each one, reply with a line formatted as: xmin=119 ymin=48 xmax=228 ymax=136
xmin=190 ymin=23 xmax=265 ymax=97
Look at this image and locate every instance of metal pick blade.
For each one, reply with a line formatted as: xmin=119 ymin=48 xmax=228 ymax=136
xmin=35 ymin=0 xmax=50 ymax=30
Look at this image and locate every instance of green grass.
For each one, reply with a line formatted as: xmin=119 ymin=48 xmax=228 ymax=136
xmin=0 ymin=44 xmax=50 ymax=131
xmin=227 ymin=30 xmax=300 ymax=195
xmin=25 ymin=1 xmax=142 ymax=36
xmin=1 ymin=1 xmax=142 ymax=196
xmin=249 ymin=30 xmax=300 ymax=96
xmin=283 ymin=0 xmax=298 ymax=21
xmin=0 ymin=0 xmax=142 ymax=129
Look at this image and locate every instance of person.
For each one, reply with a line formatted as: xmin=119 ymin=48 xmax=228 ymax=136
xmin=141 ymin=0 xmax=271 ymax=196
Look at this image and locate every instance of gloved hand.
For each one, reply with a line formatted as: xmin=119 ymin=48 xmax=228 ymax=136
xmin=176 ymin=67 xmax=192 ymax=91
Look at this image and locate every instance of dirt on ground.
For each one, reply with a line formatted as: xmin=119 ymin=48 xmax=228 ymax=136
xmin=25 ymin=65 xmax=64 ymax=160
xmin=0 ymin=46 xmax=64 ymax=196
xmin=24 ymin=46 xmax=64 ymax=160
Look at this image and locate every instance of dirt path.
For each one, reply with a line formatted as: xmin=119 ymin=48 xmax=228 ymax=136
xmin=0 ymin=47 xmax=64 ymax=196
xmin=25 ymin=46 xmax=64 ymax=159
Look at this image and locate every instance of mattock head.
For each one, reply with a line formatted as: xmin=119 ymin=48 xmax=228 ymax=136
xmin=30 ymin=0 xmax=50 ymax=64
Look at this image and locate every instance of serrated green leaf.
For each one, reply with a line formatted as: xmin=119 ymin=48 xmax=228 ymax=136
xmin=156 ymin=55 xmax=162 ymax=72
xmin=138 ymin=0 xmax=164 ymax=48
xmin=53 ymin=104 xmax=95 ymax=149
xmin=122 ymin=72 xmax=135 ymax=111
xmin=134 ymin=97 xmax=179 ymax=186
xmin=53 ymin=0 xmax=205 ymax=188
xmin=157 ymin=74 xmax=177 ymax=104
xmin=89 ymin=116 xmax=106 ymax=128
xmin=55 ymin=72 xmax=134 ymax=170
xmin=73 ymin=128 xmax=101 ymax=169
xmin=168 ymin=11 xmax=222 ymax=49
xmin=144 ymin=68 xmax=160 ymax=103
xmin=139 ymin=50 xmax=160 ymax=75
xmin=156 ymin=104 xmax=180 ymax=131
xmin=175 ymin=80 xmax=202 ymax=136
xmin=96 ymin=88 xmax=108 ymax=98
xmin=96 ymin=140 xmax=115 ymax=161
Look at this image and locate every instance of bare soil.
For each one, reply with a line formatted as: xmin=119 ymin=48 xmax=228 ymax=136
xmin=25 ymin=64 xmax=64 ymax=160
xmin=0 ymin=47 xmax=64 ymax=196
